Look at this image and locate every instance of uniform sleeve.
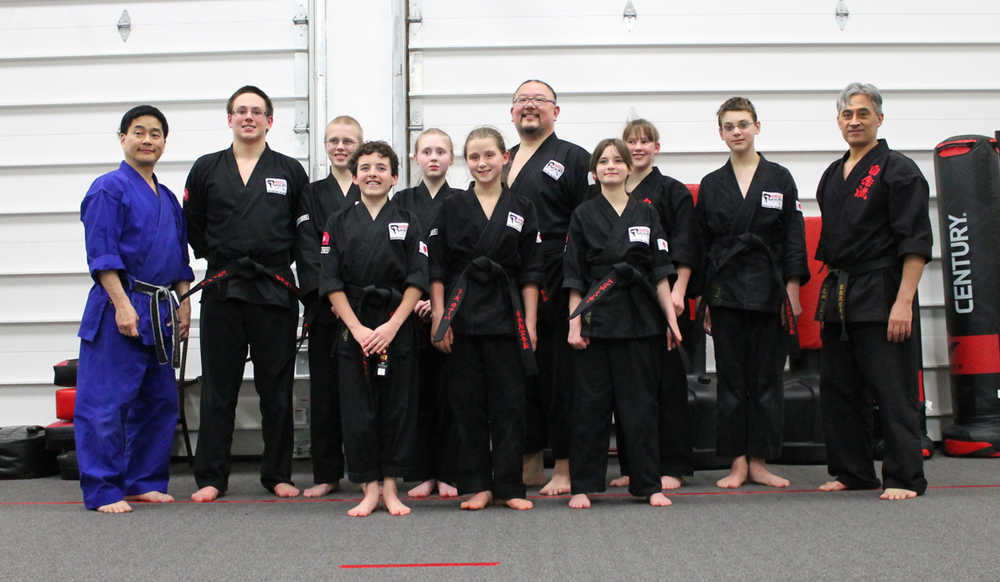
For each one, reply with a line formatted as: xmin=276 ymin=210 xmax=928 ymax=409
xmin=562 ymin=210 xmax=587 ymax=293
xmin=183 ymin=159 xmax=209 ymax=260
xmin=649 ymin=207 xmax=677 ymax=284
xmin=403 ymin=213 xmax=430 ymax=295
xmin=564 ymin=145 xmax=593 ymax=211
xmin=695 ymin=174 xmax=715 ymax=281
xmin=80 ymin=178 xmax=127 ymax=279
xmin=813 ymin=165 xmax=833 ymax=264
xmin=886 ymin=157 xmax=933 ymax=262
xmin=294 ymin=183 xmax=321 ymax=297
xmin=428 ymin=198 xmax=448 ymax=283
xmin=169 ymin=192 xmax=196 ymax=283
xmin=518 ymin=199 xmax=544 ymax=287
xmin=780 ymin=169 xmax=810 ymax=285
xmin=318 ymin=214 xmax=346 ymax=298
xmin=664 ymin=178 xmax=701 ymax=270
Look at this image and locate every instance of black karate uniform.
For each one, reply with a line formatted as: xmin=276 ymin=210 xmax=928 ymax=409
xmin=295 ymin=175 xmax=360 ymax=484
xmin=564 ymin=196 xmax=675 ymax=499
xmin=319 ymin=202 xmax=428 ymax=483
xmin=506 ymin=133 xmax=591 ymax=459
xmin=429 ymin=186 xmax=542 ymax=500
xmin=184 ymin=145 xmax=308 ymax=493
xmin=393 ymin=181 xmax=462 ymax=483
xmin=616 ymin=168 xmax=701 ymax=478
xmin=815 ymin=139 xmax=930 ymax=494
xmin=697 ymin=155 xmax=809 ymax=460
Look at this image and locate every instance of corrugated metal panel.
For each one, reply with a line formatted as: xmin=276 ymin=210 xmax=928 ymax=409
xmin=0 ymin=0 xmax=310 ymax=427
xmin=408 ymin=0 xmax=1000 ymax=435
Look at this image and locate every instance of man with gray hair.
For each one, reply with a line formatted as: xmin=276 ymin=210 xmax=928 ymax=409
xmin=814 ymin=82 xmax=931 ymax=500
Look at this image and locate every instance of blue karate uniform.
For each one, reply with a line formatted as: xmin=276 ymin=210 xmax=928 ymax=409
xmin=76 ymin=161 xmax=194 ymax=509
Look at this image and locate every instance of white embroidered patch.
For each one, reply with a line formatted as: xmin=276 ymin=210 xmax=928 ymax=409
xmin=295 ymin=213 xmax=310 ymax=227
xmin=628 ymin=226 xmax=651 ymax=245
xmin=657 ymin=238 xmax=669 ymax=252
xmin=796 ymin=200 xmax=804 ymax=213
xmin=506 ymin=212 xmax=524 ymax=232
xmin=320 ymin=246 xmax=331 ymax=255
xmin=388 ymin=222 xmax=408 ymax=240
xmin=418 ymin=241 xmax=429 ymax=257
xmin=265 ymin=178 xmax=288 ymax=195
xmin=761 ymin=191 xmax=783 ymax=210
xmin=542 ymin=160 xmax=565 ymax=180
xmin=429 ymin=227 xmax=439 ymax=237
xmin=536 ymin=232 xmax=542 ymax=244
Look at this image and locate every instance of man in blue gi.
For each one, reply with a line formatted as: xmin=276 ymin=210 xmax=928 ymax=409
xmin=76 ymin=105 xmax=194 ymax=513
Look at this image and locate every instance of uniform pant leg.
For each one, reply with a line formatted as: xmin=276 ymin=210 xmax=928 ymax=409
xmin=308 ymin=321 xmax=344 ymax=484
xmin=379 ymin=344 xmax=419 ymax=478
xmin=711 ymin=307 xmax=749 ymax=457
xmin=484 ymin=336 xmax=528 ymax=500
xmin=612 ymin=338 xmax=661 ymax=498
xmin=75 ymin=309 xmax=152 ymax=509
xmin=745 ymin=310 xmax=784 ymax=460
xmin=570 ymin=339 xmax=614 ymax=495
xmin=820 ymin=324 xmax=881 ymax=490
xmin=194 ymin=296 xmax=248 ymax=492
xmin=246 ymin=302 xmax=298 ymax=491
xmin=407 ymin=323 xmax=447 ymax=482
xmin=338 ymin=343 xmax=380 ymax=483
xmin=448 ymin=335 xmax=492 ymax=495
xmin=659 ymin=342 xmax=694 ymax=477
xmin=850 ymin=324 xmax=926 ymax=493
xmin=123 ymin=350 xmax=179 ymax=496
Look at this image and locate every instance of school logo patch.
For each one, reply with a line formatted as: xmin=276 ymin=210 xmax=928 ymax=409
xmin=388 ymin=222 xmax=409 ymax=240
xmin=183 ymin=188 xmax=189 ymax=202
xmin=796 ymin=201 xmax=804 ymax=214
xmin=657 ymin=238 xmax=669 ymax=252
xmin=265 ymin=178 xmax=288 ymax=195
xmin=295 ymin=213 xmax=310 ymax=227
xmin=418 ymin=241 xmax=429 ymax=257
xmin=506 ymin=212 xmax=524 ymax=232
xmin=628 ymin=226 xmax=651 ymax=245
xmin=536 ymin=232 xmax=542 ymax=244
xmin=542 ymin=160 xmax=565 ymax=181
xmin=761 ymin=191 xmax=783 ymax=210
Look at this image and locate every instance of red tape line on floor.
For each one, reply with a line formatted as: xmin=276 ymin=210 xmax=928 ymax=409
xmin=339 ymin=562 xmax=499 ymax=569
xmin=3 ymin=483 xmax=999 ymax=506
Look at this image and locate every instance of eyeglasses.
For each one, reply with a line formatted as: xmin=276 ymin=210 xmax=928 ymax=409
xmin=722 ymin=120 xmax=754 ymax=133
xmin=513 ymin=95 xmax=556 ymax=106
xmin=232 ymin=107 xmax=268 ymax=118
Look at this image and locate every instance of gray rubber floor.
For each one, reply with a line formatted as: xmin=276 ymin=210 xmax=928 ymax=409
xmin=2 ymin=454 xmax=998 ymax=582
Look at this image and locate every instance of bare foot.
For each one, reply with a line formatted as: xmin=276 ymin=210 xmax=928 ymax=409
xmin=125 ymin=491 xmax=174 ymax=503
xmin=382 ymin=478 xmax=411 ymax=516
xmin=303 ymin=483 xmax=337 ymax=498
xmin=716 ymin=456 xmax=748 ymax=489
xmin=661 ymin=475 xmax=683 ymax=490
xmin=274 ymin=483 xmax=300 ymax=498
xmin=880 ymin=488 xmax=918 ymax=501
xmin=540 ymin=458 xmax=570 ymax=495
xmin=348 ymin=482 xmax=380 ymax=517
xmin=747 ymin=458 xmax=790 ymax=488
xmin=649 ymin=492 xmax=672 ymax=507
xmin=502 ymin=497 xmax=534 ymax=510
xmin=437 ymin=481 xmax=458 ymax=498
xmin=191 ymin=486 xmax=220 ymax=502
xmin=819 ymin=480 xmax=848 ymax=492
xmin=568 ymin=493 xmax=591 ymax=509
xmin=407 ymin=480 xmax=436 ymax=498
xmin=97 ymin=500 xmax=132 ymax=514
xmin=609 ymin=475 xmax=630 ymax=487
xmin=460 ymin=490 xmax=493 ymax=511
xmin=523 ymin=452 xmax=546 ymax=487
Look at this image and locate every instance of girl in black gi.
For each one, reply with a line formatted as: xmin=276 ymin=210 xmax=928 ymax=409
xmin=564 ymin=138 xmax=682 ymax=509
xmin=429 ymin=126 xmax=541 ymax=511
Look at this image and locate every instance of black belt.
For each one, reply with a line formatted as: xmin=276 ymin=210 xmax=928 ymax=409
xmin=343 ymin=284 xmax=403 ymax=386
xmin=179 ymin=256 xmax=300 ymax=302
xmin=816 ymin=256 xmax=898 ymax=340
xmin=131 ymin=279 xmax=179 ymax=367
xmin=433 ymin=256 xmax=537 ymax=376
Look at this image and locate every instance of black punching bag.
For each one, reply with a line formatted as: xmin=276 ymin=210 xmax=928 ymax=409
xmin=934 ymin=134 xmax=1000 ymax=457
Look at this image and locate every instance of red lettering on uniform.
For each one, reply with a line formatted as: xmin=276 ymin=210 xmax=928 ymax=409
xmin=540 ymin=289 xmax=549 ymax=303
xmin=515 ymin=309 xmax=530 ymax=351
xmin=854 ymin=185 xmax=869 ymax=200
xmin=445 ymin=288 xmax=463 ymax=320
xmin=861 ymin=176 xmax=874 ymax=187
xmin=322 ymin=232 xmax=330 ymax=246
xmin=643 ymin=198 xmax=652 ymax=205
xmin=274 ymin=274 xmax=292 ymax=288
xmin=585 ymin=278 xmax=615 ymax=305
xmin=868 ymin=164 xmax=881 ymax=176
xmin=184 ymin=188 xmax=189 ymax=202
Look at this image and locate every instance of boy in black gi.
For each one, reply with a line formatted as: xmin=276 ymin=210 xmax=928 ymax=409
xmin=319 ymin=141 xmax=428 ymax=516
xmin=697 ymin=97 xmax=809 ymax=489
xmin=296 ymin=115 xmax=363 ymax=498
xmin=506 ymin=80 xmax=591 ymax=494
xmin=429 ymin=127 xmax=540 ymax=511
xmin=564 ymin=138 xmax=682 ymax=509
xmin=610 ymin=119 xmax=701 ymax=491
xmin=815 ymin=83 xmax=930 ymax=500
xmin=185 ymin=86 xmax=308 ymax=502
xmin=395 ymin=128 xmax=463 ymax=500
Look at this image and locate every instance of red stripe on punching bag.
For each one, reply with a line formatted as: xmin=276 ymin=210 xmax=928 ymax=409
xmin=949 ymin=334 xmax=1000 ymax=375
